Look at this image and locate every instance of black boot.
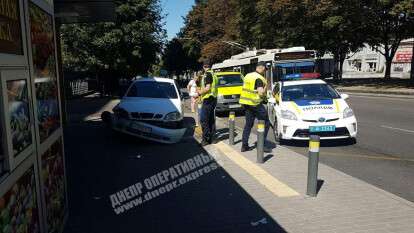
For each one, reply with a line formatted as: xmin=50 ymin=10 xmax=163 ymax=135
xmin=241 ymin=144 xmax=250 ymax=152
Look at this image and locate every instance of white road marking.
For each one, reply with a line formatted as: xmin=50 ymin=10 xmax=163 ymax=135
xmin=381 ymin=125 xmax=414 ymax=134
xmin=350 ymin=94 xmax=414 ymax=102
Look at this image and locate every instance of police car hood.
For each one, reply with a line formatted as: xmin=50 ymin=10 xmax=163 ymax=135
xmin=283 ymin=98 xmax=348 ymax=118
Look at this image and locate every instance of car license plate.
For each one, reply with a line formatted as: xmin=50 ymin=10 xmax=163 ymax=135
xmin=309 ymin=125 xmax=336 ymax=132
xmin=229 ymin=104 xmax=241 ymax=109
xmin=131 ymin=123 xmax=152 ymax=133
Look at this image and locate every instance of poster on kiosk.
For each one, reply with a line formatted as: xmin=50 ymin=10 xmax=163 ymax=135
xmin=0 ymin=1 xmax=67 ymax=233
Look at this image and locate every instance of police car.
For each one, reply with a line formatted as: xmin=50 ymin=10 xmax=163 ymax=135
xmin=268 ymin=78 xmax=357 ymax=143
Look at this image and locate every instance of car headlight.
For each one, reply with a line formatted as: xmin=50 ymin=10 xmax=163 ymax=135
xmin=281 ymin=110 xmax=297 ymax=121
xmin=164 ymin=111 xmax=182 ymax=121
xmin=343 ymin=107 xmax=354 ymax=118
xmin=217 ymin=94 xmax=224 ymax=100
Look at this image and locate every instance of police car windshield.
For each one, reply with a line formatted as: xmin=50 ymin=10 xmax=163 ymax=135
xmin=216 ymin=75 xmax=243 ymax=86
xmin=282 ymin=84 xmax=340 ymax=101
xmin=127 ymin=81 xmax=178 ymax=99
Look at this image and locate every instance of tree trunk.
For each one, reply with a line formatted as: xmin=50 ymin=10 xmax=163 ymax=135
xmin=339 ymin=57 xmax=345 ymax=80
xmin=333 ymin=52 xmax=339 ymax=80
xmin=338 ymin=50 xmax=347 ymax=80
xmin=384 ymin=57 xmax=392 ymax=79
xmin=410 ymin=43 xmax=414 ymax=84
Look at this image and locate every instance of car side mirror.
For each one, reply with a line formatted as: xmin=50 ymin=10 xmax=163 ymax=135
xmin=340 ymin=93 xmax=349 ymax=100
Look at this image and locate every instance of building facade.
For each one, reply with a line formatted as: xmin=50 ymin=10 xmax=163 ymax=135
xmin=343 ymin=39 xmax=413 ymax=78
xmin=0 ymin=1 xmax=67 ymax=233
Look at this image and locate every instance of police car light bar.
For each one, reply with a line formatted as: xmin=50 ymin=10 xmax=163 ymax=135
xmin=282 ymin=72 xmax=321 ymax=80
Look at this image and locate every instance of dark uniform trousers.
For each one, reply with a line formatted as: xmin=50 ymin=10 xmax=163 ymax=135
xmin=200 ymin=97 xmax=217 ymax=143
xmin=242 ymin=104 xmax=270 ymax=147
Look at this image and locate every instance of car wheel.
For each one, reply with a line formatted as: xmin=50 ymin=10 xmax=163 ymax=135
xmin=347 ymin=137 xmax=357 ymax=145
xmin=272 ymin=117 xmax=282 ymax=143
xmin=101 ymin=111 xmax=112 ymax=127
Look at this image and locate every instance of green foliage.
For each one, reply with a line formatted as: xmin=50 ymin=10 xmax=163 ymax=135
xmin=363 ymin=0 xmax=414 ymax=78
xmin=61 ymin=0 xmax=165 ymax=78
xmin=178 ymin=0 xmax=413 ymax=79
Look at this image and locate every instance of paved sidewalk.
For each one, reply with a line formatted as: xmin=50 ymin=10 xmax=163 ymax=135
xmin=192 ymin=112 xmax=414 ymax=233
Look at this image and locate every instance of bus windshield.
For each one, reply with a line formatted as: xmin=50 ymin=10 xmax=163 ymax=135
xmin=274 ymin=61 xmax=315 ymax=80
xmin=282 ymin=84 xmax=340 ymax=101
xmin=216 ymin=74 xmax=243 ymax=86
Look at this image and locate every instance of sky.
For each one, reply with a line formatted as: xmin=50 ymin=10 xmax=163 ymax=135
xmin=161 ymin=0 xmax=194 ymax=40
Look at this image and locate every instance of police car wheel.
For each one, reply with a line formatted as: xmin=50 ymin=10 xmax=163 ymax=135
xmin=273 ymin=117 xmax=282 ymax=143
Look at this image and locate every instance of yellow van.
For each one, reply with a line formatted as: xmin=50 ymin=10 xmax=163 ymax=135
xmin=214 ymin=71 xmax=244 ymax=113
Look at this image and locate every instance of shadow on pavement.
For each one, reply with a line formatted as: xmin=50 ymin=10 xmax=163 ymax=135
xmin=216 ymin=110 xmax=245 ymax=118
xmin=63 ymin=100 xmax=287 ymax=233
xmin=66 ymin=95 xmax=118 ymax=122
xmin=282 ymin=138 xmax=357 ymax=148
xmin=317 ymin=179 xmax=325 ymax=194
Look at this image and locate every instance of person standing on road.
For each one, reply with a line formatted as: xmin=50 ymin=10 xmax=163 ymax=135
xmin=197 ymin=63 xmax=217 ymax=146
xmin=195 ymin=71 xmax=203 ymax=127
xmin=239 ymin=62 xmax=271 ymax=152
xmin=187 ymin=73 xmax=199 ymax=113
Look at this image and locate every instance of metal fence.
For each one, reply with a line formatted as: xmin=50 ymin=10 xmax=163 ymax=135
xmin=66 ymin=79 xmax=98 ymax=98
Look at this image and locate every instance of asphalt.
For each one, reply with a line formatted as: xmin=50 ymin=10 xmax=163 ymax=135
xmin=226 ymin=94 xmax=414 ymax=202
xmin=63 ymin=96 xmax=286 ymax=233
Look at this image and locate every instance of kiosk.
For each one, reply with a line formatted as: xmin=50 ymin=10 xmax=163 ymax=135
xmin=0 ymin=1 xmax=66 ymax=233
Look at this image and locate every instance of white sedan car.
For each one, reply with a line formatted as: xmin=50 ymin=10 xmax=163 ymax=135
xmin=103 ymin=77 xmax=186 ymax=144
xmin=268 ymin=79 xmax=357 ymax=143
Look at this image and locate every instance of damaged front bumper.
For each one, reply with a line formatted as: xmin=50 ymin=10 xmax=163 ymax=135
xmin=107 ymin=113 xmax=186 ymax=144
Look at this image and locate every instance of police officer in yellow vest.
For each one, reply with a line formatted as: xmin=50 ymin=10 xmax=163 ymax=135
xmin=197 ymin=62 xmax=218 ymax=146
xmin=239 ymin=61 xmax=271 ymax=152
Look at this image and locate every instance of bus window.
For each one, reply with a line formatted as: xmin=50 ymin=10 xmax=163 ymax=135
xmin=274 ymin=63 xmax=295 ymax=80
xmin=265 ymin=67 xmax=272 ymax=89
xmin=295 ymin=61 xmax=315 ymax=73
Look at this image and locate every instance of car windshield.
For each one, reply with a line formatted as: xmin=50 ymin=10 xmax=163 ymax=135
xmin=127 ymin=81 xmax=178 ymax=99
xmin=217 ymin=74 xmax=243 ymax=86
xmin=282 ymin=84 xmax=340 ymax=101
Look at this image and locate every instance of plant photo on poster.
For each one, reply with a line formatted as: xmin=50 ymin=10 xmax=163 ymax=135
xmin=6 ymin=79 xmax=32 ymax=157
xmin=41 ymin=139 xmax=65 ymax=233
xmin=0 ymin=167 xmax=40 ymax=233
xmin=29 ymin=3 xmax=60 ymax=143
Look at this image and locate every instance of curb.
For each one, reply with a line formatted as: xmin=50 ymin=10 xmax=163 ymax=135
xmin=210 ymin=112 xmax=414 ymax=208
xmin=337 ymin=88 xmax=414 ymax=96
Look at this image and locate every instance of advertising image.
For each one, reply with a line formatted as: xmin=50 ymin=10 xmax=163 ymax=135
xmin=29 ymin=3 xmax=60 ymax=143
xmin=0 ymin=0 xmax=23 ymax=55
xmin=41 ymin=139 xmax=65 ymax=233
xmin=6 ymin=79 xmax=32 ymax=157
xmin=0 ymin=167 xmax=40 ymax=233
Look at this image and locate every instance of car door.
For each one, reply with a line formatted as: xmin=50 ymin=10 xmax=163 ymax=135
xmin=268 ymin=82 xmax=281 ymax=126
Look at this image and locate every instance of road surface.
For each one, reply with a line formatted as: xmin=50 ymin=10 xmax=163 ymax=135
xmin=225 ymin=94 xmax=414 ymax=202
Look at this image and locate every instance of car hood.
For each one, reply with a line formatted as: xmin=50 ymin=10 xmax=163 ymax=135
xmin=118 ymin=97 xmax=182 ymax=115
xmin=283 ymin=98 xmax=348 ymax=118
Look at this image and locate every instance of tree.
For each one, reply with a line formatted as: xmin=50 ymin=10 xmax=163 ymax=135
xmin=163 ymin=38 xmax=190 ymax=75
xmin=274 ymin=0 xmax=367 ymax=79
xmin=411 ymin=41 xmax=414 ymax=84
xmin=180 ymin=0 xmax=243 ymax=64
xmin=61 ymin=0 xmax=165 ymax=79
xmin=364 ymin=0 xmax=414 ymax=79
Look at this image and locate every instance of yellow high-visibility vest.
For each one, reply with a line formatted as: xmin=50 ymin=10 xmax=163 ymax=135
xmin=239 ymin=72 xmax=267 ymax=106
xmin=201 ymin=70 xmax=217 ymax=100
